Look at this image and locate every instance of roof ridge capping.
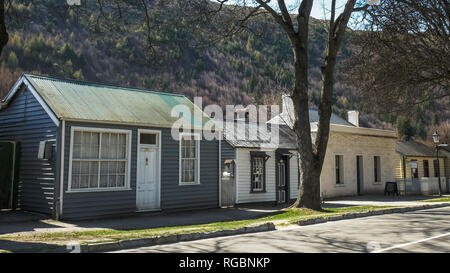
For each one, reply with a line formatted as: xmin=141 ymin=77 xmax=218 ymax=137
xmin=23 ymin=73 xmax=186 ymax=98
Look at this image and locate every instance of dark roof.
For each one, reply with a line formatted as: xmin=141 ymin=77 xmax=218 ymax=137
xmin=223 ymin=121 xmax=297 ymax=149
xmin=396 ymin=140 xmax=445 ymax=157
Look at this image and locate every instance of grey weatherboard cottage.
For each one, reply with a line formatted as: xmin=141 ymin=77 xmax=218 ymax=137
xmin=0 ymin=74 xmax=220 ymax=219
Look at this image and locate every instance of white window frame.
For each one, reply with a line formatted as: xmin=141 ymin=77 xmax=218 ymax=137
xmin=251 ymin=156 xmax=265 ymax=192
xmin=179 ymin=132 xmax=201 ymax=185
xmin=67 ymin=126 xmax=132 ymax=193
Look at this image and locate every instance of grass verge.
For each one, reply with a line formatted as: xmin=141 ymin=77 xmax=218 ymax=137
xmin=0 ymin=205 xmax=396 ymax=247
xmin=420 ymin=197 xmax=450 ymax=203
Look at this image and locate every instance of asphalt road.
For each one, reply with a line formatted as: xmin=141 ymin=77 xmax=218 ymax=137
xmin=114 ymin=206 xmax=450 ymax=253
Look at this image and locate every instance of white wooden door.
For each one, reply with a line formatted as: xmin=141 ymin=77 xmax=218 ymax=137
xmin=137 ymin=147 xmax=159 ymax=210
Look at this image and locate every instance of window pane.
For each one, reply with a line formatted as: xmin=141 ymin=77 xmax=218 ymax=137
xmin=189 ymin=159 xmax=195 ymax=181
xmin=81 ymin=161 xmax=89 ymax=175
xmin=89 ymin=161 xmax=99 ymax=188
xmin=74 ymin=131 xmax=82 ymax=145
xmin=108 ymin=161 xmax=117 ymax=187
xmin=71 ymin=161 xmax=80 ymax=189
xmin=101 ymin=133 xmax=109 ymax=158
xmin=119 ymin=144 xmax=126 ymax=159
xmin=72 ymin=161 xmax=80 ymax=175
xmin=117 ymin=175 xmax=125 ymax=187
xmin=117 ymin=161 xmax=126 ymax=174
xmin=109 ymin=161 xmax=117 ymax=174
xmin=140 ymin=134 xmax=156 ymax=145
xmin=73 ymin=144 xmax=81 ymax=159
xmin=76 ymin=132 xmax=84 ymax=158
xmin=109 ymin=134 xmax=118 ymax=158
xmin=81 ymin=132 xmax=90 ymax=158
xmin=72 ymin=174 xmax=80 ymax=189
xmin=335 ymin=155 xmax=342 ymax=184
xmin=80 ymin=161 xmax=89 ymax=188
xmin=90 ymin=133 xmax=99 ymax=158
xmin=80 ymin=175 xmax=89 ymax=188
xmin=100 ymin=162 xmax=109 ymax=187
xmin=189 ymin=143 xmax=195 ymax=158
xmin=100 ymin=174 xmax=108 ymax=188
xmin=100 ymin=133 xmax=126 ymax=159
xmin=108 ymin=174 xmax=117 ymax=188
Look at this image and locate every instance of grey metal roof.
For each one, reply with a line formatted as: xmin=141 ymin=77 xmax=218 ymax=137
xmin=308 ymin=108 xmax=354 ymax=126
xmin=268 ymin=108 xmax=354 ymax=127
xmin=396 ymin=140 xmax=444 ymax=157
xmin=6 ymin=74 xmax=209 ymax=128
xmin=223 ymin=120 xmax=298 ymax=149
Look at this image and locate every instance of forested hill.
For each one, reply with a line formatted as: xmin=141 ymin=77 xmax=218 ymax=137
xmin=0 ymin=0 xmax=446 ymax=139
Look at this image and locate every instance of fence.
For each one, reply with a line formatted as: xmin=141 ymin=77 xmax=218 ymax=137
xmin=396 ymin=177 xmax=448 ymax=195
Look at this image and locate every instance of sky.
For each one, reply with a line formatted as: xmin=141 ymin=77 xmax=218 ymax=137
xmin=229 ymin=0 xmax=349 ymax=20
xmin=309 ymin=0 xmax=348 ymax=19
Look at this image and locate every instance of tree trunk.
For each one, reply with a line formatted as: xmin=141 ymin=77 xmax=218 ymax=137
xmin=289 ymin=0 xmax=357 ymax=210
xmin=292 ymin=159 xmax=322 ymax=210
xmin=289 ymin=43 xmax=323 ymax=211
xmin=0 ymin=0 xmax=9 ymax=56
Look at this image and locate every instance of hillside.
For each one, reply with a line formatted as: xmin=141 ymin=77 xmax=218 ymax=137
xmin=0 ymin=0 xmax=447 ymax=138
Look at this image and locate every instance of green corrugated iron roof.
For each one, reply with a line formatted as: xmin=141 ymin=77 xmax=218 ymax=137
xmin=23 ymin=74 xmax=209 ymax=128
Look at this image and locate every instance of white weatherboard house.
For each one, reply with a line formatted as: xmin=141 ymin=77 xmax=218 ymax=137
xmin=269 ymin=95 xmax=398 ymax=199
xmin=221 ymin=120 xmax=300 ymax=206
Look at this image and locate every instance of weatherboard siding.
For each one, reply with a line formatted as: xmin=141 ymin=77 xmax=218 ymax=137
xmin=289 ymin=151 xmax=299 ymax=200
xmin=395 ymin=155 xmax=445 ymax=179
xmin=61 ymin=122 xmax=219 ymax=219
xmin=235 ymin=148 xmax=276 ymax=204
xmin=0 ymin=86 xmax=57 ymax=214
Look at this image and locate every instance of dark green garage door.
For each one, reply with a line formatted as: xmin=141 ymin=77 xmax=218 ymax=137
xmin=0 ymin=141 xmax=20 ymax=209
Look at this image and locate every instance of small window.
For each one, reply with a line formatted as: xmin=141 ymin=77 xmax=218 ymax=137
xmin=374 ymin=156 xmax=381 ymax=182
xmin=179 ymin=134 xmax=200 ymax=184
xmin=140 ymin=133 xmax=157 ymax=145
xmin=335 ymin=155 xmax=343 ymax=184
xmin=251 ymin=157 xmax=265 ymax=191
xmin=423 ymin=160 xmax=429 ymax=177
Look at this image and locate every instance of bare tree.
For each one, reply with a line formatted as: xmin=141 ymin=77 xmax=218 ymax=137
xmin=0 ymin=0 xmax=11 ymax=56
xmin=185 ymin=0 xmax=372 ymax=210
xmin=346 ymin=0 xmax=450 ymax=115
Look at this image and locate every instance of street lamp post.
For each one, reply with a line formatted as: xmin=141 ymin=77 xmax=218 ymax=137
xmin=432 ymin=131 xmax=442 ymax=197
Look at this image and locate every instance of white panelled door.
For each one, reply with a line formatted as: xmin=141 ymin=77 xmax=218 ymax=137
xmin=137 ymin=147 xmax=159 ymax=210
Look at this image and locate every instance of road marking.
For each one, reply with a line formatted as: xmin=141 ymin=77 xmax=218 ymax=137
xmin=373 ymin=232 xmax=450 ymax=253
